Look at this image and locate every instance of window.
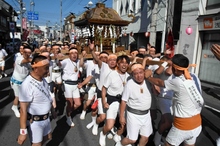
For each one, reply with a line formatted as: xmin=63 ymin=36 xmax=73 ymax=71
xmin=207 ymin=0 xmax=220 ymax=8
xmin=125 ymin=0 xmax=129 ymax=13
xmin=199 ymin=32 xmax=220 ymax=85
xmin=132 ymin=1 xmax=136 ymax=13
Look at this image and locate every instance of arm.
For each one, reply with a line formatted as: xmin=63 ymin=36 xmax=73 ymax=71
xmin=89 ymin=41 xmax=102 ymax=68
xmin=17 ymin=102 xmax=29 ymax=145
xmin=51 ymin=105 xmax=57 ymax=119
xmin=147 ymin=77 xmax=165 ymax=87
xmin=165 ymin=65 xmax=172 ymax=76
xmin=77 ymin=75 xmax=93 ymax=88
xmin=101 ymin=86 xmax=109 ymax=109
xmin=21 ymin=58 xmax=32 ymax=64
xmin=145 ymin=69 xmax=165 ymax=87
xmin=119 ymin=100 xmax=127 ymax=126
xmin=142 ymin=57 xmax=148 ymax=69
xmin=155 ymin=61 xmax=168 ymax=75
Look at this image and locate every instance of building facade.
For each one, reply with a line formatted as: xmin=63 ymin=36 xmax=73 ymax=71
xmin=113 ymin=0 xmax=220 ymax=85
xmin=0 ymin=0 xmax=17 ymax=47
xmin=178 ymin=0 xmax=220 ymax=85
xmin=113 ymin=0 xmax=175 ymax=52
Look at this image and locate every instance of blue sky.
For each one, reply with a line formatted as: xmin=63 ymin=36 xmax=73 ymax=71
xmin=5 ymin=0 xmax=112 ymax=27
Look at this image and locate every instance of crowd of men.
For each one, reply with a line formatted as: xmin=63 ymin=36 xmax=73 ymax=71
xmin=4 ymin=40 xmax=204 ymax=146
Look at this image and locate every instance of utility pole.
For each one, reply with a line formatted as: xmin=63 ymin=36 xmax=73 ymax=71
xmin=149 ymin=0 xmax=158 ymax=47
xmin=19 ymin=0 xmax=23 ymax=40
xmin=60 ymin=0 xmax=62 ymax=41
xmin=30 ymin=0 xmax=35 ymax=43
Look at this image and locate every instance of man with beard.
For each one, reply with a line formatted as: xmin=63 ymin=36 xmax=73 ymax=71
xmin=99 ymin=55 xmax=130 ymax=146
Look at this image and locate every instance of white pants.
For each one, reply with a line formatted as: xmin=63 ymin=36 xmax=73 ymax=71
xmin=28 ymin=118 xmax=51 ymax=143
xmin=0 ymin=60 xmax=5 ymax=67
xmin=166 ymin=125 xmax=202 ymax=145
xmin=11 ymin=82 xmax=21 ymax=97
xmin=106 ymin=102 xmax=119 ymax=119
xmin=51 ymin=72 xmax=62 ymax=84
xmin=126 ymin=111 xmax=153 ymax=141
xmin=98 ymin=98 xmax=105 ymax=114
xmin=64 ymin=83 xmax=80 ymax=98
xmin=87 ymin=86 xmax=97 ymax=100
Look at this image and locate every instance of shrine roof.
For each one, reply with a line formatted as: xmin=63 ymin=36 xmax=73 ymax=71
xmin=74 ymin=3 xmax=131 ymax=26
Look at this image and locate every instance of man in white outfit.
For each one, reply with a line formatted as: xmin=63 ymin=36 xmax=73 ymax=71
xmin=78 ymin=57 xmax=100 ymax=130
xmin=99 ymin=55 xmax=130 ymax=146
xmin=11 ymin=45 xmax=32 ymax=118
xmin=0 ymin=43 xmax=8 ymax=78
xmin=89 ymin=41 xmax=117 ymax=136
xmin=119 ymin=63 xmax=153 ymax=146
xmin=153 ymin=56 xmax=174 ymax=146
xmin=145 ymin=54 xmax=204 ymax=146
xmin=17 ymin=55 xmax=55 ymax=146
xmin=60 ymin=48 xmax=84 ymax=127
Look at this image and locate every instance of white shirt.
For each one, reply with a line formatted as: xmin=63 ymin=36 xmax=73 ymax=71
xmin=14 ymin=52 xmax=22 ymax=61
xmin=84 ymin=60 xmax=100 ymax=84
xmin=44 ymin=60 xmax=53 ymax=83
xmin=122 ymin=79 xmax=152 ymax=111
xmin=97 ymin=62 xmax=112 ymax=90
xmin=165 ymin=74 xmax=201 ymax=118
xmin=12 ymin=55 xmax=31 ymax=81
xmin=155 ymin=68 xmax=174 ymax=99
xmin=0 ymin=49 xmax=8 ymax=61
xmin=61 ymin=58 xmax=80 ymax=81
xmin=104 ymin=70 xmax=130 ymax=96
xmin=51 ymin=59 xmax=61 ymax=70
xmin=19 ymin=75 xmax=52 ymax=115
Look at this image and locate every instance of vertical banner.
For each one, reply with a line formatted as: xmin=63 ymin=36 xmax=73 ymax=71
xmin=22 ymin=18 xmax=27 ymax=30
xmin=166 ymin=29 xmax=175 ymax=58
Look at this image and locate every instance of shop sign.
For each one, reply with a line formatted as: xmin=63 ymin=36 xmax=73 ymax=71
xmin=199 ymin=15 xmax=220 ymax=30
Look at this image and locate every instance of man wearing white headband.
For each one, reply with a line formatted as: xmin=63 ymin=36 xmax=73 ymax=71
xmin=50 ymin=44 xmax=63 ymax=102
xmin=117 ymin=63 xmax=153 ymax=146
xmin=17 ymin=55 xmax=54 ymax=146
xmin=11 ymin=45 xmax=32 ymax=118
xmin=99 ymin=55 xmax=130 ymax=146
xmin=89 ymin=41 xmax=117 ymax=136
xmin=60 ymin=48 xmax=82 ymax=127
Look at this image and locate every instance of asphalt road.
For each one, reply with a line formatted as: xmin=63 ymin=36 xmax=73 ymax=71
xmin=0 ymin=54 xmax=219 ymax=146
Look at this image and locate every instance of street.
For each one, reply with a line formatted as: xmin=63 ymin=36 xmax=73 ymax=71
xmin=0 ymin=55 xmax=220 ymax=146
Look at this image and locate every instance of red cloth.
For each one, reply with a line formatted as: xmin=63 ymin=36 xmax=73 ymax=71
xmin=91 ymin=99 xmax=98 ymax=110
xmin=166 ymin=29 xmax=175 ymax=58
